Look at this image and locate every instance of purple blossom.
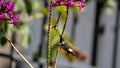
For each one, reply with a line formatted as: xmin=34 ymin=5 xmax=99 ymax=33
xmin=0 ymin=0 xmax=19 ymax=26
xmin=11 ymin=14 xmax=19 ymax=25
xmin=56 ymin=0 xmax=63 ymax=3
xmin=51 ymin=0 xmax=85 ymax=10
xmin=0 ymin=13 xmax=6 ymax=20
xmin=80 ymin=0 xmax=85 ymax=3
xmin=12 ymin=19 xmax=19 ymax=26
xmin=77 ymin=2 xmax=85 ymax=10
xmin=0 ymin=0 xmax=4 ymax=4
xmin=64 ymin=1 xmax=75 ymax=6
xmin=4 ymin=1 xmax=15 ymax=12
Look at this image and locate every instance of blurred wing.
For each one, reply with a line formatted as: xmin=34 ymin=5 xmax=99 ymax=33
xmin=60 ymin=38 xmax=88 ymax=62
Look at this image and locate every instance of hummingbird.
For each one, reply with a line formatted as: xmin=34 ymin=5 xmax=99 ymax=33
xmin=53 ymin=28 xmax=88 ymax=61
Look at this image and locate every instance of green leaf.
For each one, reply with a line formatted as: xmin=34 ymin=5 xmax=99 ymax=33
xmin=32 ymin=0 xmax=39 ymax=10
xmin=40 ymin=7 xmax=49 ymax=15
xmin=106 ymin=0 xmax=115 ymax=15
xmin=57 ymin=6 xmax=66 ymax=14
xmin=7 ymin=25 xmax=16 ymax=35
xmin=16 ymin=21 xmax=26 ymax=29
xmin=15 ymin=0 xmax=26 ymax=12
xmin=1 ymin=24 xmax=8 ymax=33
xmin=50 ymin=44 xmax=58 ymax=63
xmin=33 ymin=51 xmax=40 ymax=61
xmin=17 ymin=22 xmax=31 ymax=48
xmin=23 ymin=0 xmax=32 ymax=15
xmin=0 ymin=36 xmax=7 ymax=46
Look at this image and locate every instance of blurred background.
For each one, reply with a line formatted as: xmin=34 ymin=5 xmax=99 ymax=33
xmin=0 ymin=0 xmax=120 ymax=68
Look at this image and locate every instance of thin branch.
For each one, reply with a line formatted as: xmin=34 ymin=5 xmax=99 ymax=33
xmin=52 ymin=12 xmax=64 ymax=29
xmin=53 ymin=7 xmax=69 ymax=68
xmin=62 ymin=7 xmax=69 ymax=35
xmin=53 ymin=12 xmax=64 ymax=68
xmin=53 ymin=46 xmax=60 ymax=68
xmin=0 ymin=26 xmax=33 ymax=68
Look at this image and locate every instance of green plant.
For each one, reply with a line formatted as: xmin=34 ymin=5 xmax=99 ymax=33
xmin=46 ymin=0 xmax=88 ymax=68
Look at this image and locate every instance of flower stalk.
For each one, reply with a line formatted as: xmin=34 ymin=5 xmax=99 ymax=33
xmin=62 ymin=7 xmax=69 ymax=35
xmin=47 ymin=1 xmax=53 ymax=68
xmin=53 ymin=9 xmax=69 ymax=68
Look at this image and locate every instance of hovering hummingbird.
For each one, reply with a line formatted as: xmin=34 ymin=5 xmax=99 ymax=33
xmin=53 ymin=28 xmax=88 ymax=61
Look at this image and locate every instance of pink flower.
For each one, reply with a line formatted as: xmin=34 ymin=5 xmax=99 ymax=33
xmin=50 ymin=0 xmax=85 ymax=10
xmin=11 ymin=14 xmax=19 ymax=25
xmin=0 ymin=0 xmax=19 ymax=26
xmin=0 ymin=13 xmax=6 ymax=20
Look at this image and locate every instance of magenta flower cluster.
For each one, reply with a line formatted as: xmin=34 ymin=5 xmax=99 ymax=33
xmin=0 ymin=0 xmax=19 ymax=26
xmin=51 ymin=0 xmax=85 ymax=10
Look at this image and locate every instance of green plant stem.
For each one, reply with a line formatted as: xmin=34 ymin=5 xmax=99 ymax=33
xmin=53 ymin=12 xmax=64 ymax=68
xmin=53 ymin=46 xmax=60 ymax=68
xmin=0 ymin=27 xmax=33 ymax=68
xmin=53 ymin=7 xmax=69 ymax=68
xmin=47 ymin=2 xmax=53 ymax=68
xmin=62 ymin=7 xmax=69 ymax=35
xmin=52 ymin=12 xmax=64 ymax=29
